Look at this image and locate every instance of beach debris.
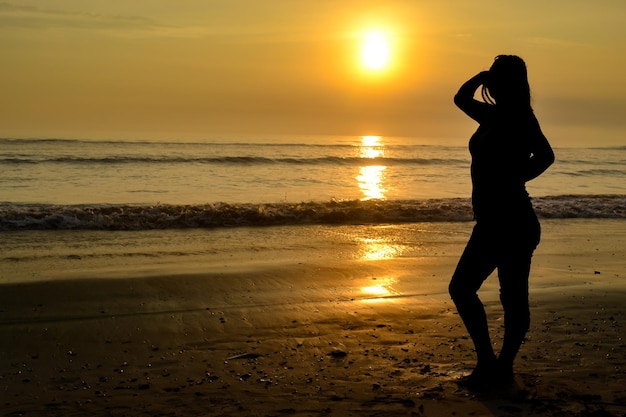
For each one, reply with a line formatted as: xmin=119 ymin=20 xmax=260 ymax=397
xmin=330 ymin=349 xmax=348 ymax=358
xmin=205 ymin=372 xmax=220 ymax=382
xmin=226 ymin=352 xmax=261 ymax=361
xmin=238 ymin=372 xmax=252 ymax=381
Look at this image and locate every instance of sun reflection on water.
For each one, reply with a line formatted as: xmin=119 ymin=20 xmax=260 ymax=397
xmin=357 ymin=136 xmax=387 ymax=200
xmin=360 ymin=135 xmax=384 ymax=158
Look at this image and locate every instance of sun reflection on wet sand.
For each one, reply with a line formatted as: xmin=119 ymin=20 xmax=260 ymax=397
xmin=357 ymin=136 xmax=387 ymax=200
xmin=360 ymin=237 xmax=402 ymax=260
xmin=361 ymin=276 xmax=399 ymax=302
xmin=358 ymin=233 xmax=405 ymax=302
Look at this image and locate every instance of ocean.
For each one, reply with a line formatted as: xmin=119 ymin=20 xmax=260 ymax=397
xmin=1 ymin=136 xmax=625 ymax=231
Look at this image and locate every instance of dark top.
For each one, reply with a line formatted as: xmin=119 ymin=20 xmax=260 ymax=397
xmin=469 ymin=111 xmax=537 ymax=221
xmin=454 ymin=73 xmax=555 ymax=224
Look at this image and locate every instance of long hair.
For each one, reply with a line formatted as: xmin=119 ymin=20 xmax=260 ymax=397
xmin=481 ymin=55 xmax=532 ymax=111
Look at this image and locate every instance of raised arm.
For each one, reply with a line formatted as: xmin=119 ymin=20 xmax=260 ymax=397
xmin=454 ymin=71 xmax=492 ymax=123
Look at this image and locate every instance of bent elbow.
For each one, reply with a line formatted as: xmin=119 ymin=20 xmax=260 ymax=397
xmin=453 ymin=93 xmax=464 ymax=108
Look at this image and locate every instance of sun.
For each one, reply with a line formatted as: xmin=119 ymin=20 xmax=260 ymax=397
xmin=360 ymin=31 xmax=391 ymax=71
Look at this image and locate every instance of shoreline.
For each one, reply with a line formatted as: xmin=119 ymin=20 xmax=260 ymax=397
xmin=1 ymin=219 xmax=625 ymax=416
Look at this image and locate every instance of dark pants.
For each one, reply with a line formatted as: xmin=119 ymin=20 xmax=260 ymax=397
xmin=449 ymin=215 xmax=541 ymax=366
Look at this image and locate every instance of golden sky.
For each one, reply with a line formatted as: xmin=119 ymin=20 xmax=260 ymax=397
xmin=1 ymin=0 xmax=625 ymax=145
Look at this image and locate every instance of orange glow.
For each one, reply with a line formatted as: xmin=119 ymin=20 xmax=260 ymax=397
xmin=1 ymin=3 xmax=621 ymax=145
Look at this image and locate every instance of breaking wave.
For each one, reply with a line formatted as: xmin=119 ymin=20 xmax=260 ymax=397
xmin=1 ymin=195 xmax=624 ymax=231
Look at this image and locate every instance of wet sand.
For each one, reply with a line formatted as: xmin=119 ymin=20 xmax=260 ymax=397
xmin=1 ymin=219 xmax=625 ymax=416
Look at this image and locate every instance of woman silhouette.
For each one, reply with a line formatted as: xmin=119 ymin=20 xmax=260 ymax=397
xmin=449 ymin=55 xmax=554 ymax=389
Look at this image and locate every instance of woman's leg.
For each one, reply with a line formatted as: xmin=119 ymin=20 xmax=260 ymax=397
xmin=497 ymin=255 xmax=531 ymax=378
xmin=496 ymin=220 xmax=540 ymax=377
xmin=449 ymin=225 xmax=498 ymax=374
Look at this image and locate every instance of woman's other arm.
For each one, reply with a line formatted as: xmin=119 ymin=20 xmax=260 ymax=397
xmin=524 ymin=116 xmax=555 ymax=182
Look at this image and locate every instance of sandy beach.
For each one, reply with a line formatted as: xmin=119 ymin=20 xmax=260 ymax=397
xmin=1 ymin=219 xmax=625 ymax=416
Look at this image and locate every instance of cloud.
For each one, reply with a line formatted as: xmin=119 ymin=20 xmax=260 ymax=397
xmin=0 ymin=2 xmax=160 ymax=31
xmin=524 ymin=36 xmax=586 ymax=48
xmin=0 ymin=2 xmax=312 ymax=42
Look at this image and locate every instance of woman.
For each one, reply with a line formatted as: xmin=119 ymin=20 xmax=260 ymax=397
xmin=449 ymin=55 xmax=554 ymax=389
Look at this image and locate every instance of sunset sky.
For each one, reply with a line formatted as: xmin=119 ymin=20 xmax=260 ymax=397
xmin=1 ymin=1 xmax=625 ymax=145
